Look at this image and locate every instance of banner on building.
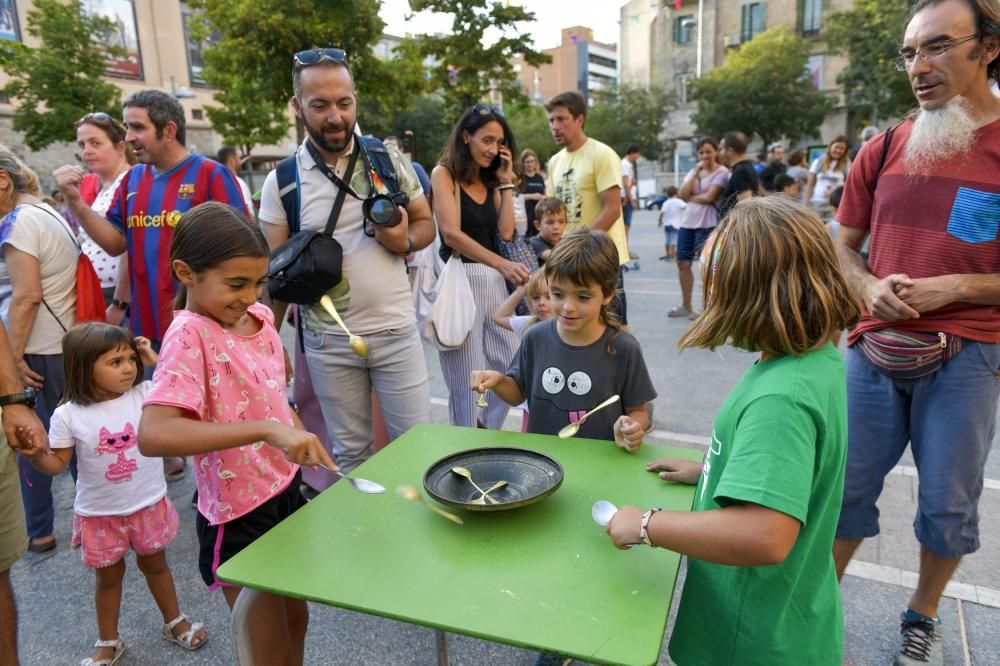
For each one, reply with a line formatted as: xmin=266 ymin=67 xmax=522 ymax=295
xmin=0 ymin=0 xmax=20 ymax=41
xmin=84 ymin=0 xmax=144 ymax=79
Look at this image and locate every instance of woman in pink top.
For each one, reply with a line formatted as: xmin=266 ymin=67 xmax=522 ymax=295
xmin=139 ymin=202 xmax=335 ymax=664
xmin=671 ymin=137 xmax=729 ymax=319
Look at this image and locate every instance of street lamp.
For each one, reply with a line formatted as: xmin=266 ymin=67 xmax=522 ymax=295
xmin=679 ymin=1 xmax=705 ymax=77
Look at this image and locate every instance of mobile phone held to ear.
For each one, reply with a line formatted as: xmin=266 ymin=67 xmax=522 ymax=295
xmin=491 ymin=140 xmax=505 ymax=172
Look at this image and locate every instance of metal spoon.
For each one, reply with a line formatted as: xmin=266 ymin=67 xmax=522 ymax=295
xmin=451 ymin=466 xmax=498 ymax=504
xmin=474 ymin=480 xmax=507 ymax=505
xmin=396 ymin=485 xmax=464 ymax=525
xmin=557 ymin=394 xmax=622 ymax=439
xmin=592 ymin=500 xmax=618 ymax=527
xmin=319 ymin=295 xmax=369 ymax=358
xmin=317 ymin=462 xmax=385 ymax=494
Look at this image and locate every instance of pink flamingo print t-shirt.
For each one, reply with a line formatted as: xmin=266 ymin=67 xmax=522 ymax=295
xmin=145 ymin=303 xmax=299 ymax=525
xmin=49 ymin=382 xmax=167 ymax=516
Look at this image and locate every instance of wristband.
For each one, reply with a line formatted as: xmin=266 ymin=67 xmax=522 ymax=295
xmin=639 ymin=508 xmax=662 ymax=547
xmin=400 ymin=237 xmax=414 ymax=256
xmin=497 ymin=183 xmax=516 ymax=192
xmin=111 ymin=299 xmax=129 ymax=311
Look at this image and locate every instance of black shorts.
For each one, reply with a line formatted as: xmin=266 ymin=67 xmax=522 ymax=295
xmin=196 ymin=472 xmax=305 ymax=588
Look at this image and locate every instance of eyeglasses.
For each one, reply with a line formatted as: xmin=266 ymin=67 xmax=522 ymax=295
xmin=294 ymin=48 xmax=347 ymax=69
xmin=75 ymin=112 xmax=126 ymax=137
xmin=894 ymin=34 xmax=979 ymax=71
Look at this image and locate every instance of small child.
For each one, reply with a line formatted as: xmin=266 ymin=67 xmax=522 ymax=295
xmin=606 ymin=196 xmax=860 ymax=665
xmin=15 ymin=323 xmax=207 ymax=665
xmin=491 ymin=269 xmax=552 ymax=336
xmin=528 ymin=197 xmax=567 ymax=265
xmin=657 ymin=186 xmax=685 ymax=261
xmin=137 ymin=202 xmax=336 ymax=664
xmin=492 ymin=270 xmax=554 ymax=431
xmin=473 ymin=228 xmax=656 ymax=450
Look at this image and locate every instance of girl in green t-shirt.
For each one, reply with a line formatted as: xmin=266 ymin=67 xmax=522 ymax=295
xmin=606 ymin=195 xmax=860 ymax=665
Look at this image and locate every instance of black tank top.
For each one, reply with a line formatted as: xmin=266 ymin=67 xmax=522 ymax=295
xmin=522 ymin=173 xmax=546 ymax=236
xmin=440 ymin=187 xmax=497 ymax=264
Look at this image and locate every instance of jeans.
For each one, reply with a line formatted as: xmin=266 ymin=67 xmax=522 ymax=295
xmin=837 ymin=342 xmax=1000 ymax=557
xmin=303 ymin=323 xmax=432 ymax=473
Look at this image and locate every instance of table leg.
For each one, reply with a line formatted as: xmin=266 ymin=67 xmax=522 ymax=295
xmin=231 ymin=587 xmax=263 ymax=665
xmin=435 ymin=628 xmax=449 ymax=666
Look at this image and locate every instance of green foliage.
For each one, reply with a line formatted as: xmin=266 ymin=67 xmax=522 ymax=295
xmin=0 ymin=0 xmax=123 ymax=151
xmin=504 ymin=101 xmax=556 ymax=165
xmin=398 ymin=0 xmax=550 ymax=119
xmin=189 ymin=0 xmax=426 ymax=156
xmin=585 ymin=83 xmax=677 ymax=161
xmin=825 ymin=0 xmax=914 ymax=124
xmin=690 ymin=26 xmax=832 ymax=147
xmin=360 ymin=94 xmax=452 ymax=165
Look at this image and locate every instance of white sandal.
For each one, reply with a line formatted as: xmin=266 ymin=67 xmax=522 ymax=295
xmin=79 ymin=637 xmax=124 ymax=666
xmin=162 ymin=613 xmax=208 ymax=651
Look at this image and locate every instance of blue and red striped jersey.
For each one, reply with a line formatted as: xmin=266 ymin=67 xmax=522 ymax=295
xmin=106 ymin=154 xmax=249 ymax=341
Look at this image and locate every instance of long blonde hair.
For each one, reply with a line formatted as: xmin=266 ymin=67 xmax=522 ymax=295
xmin=819 ymin=136 xmax=850 ymax=174
xmin=679 ymin=196 xmax=859 ymax=356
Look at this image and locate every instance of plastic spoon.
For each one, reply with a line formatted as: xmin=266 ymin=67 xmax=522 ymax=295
xmin=319 ymin=295 xmax=369 ymax=358
xmin=451 ymin=466 xmax=498 ymax=504
xmin=557 ymin=394 xmax=621 ymax=439
xmin=396 ymin=485 xmax=464 ymax=525
xmin=316 ymin=462 xmax=385 ymax=494
xmin=592 ymin=500 xmax=618 ymax=527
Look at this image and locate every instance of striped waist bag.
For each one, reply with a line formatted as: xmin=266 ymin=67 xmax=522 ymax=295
xmin=856 ymin=329 xmax=962 ymax=380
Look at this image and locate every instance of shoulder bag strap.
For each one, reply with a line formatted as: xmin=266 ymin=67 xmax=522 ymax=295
xmin=22 ymin=204 xmax=73 ymax=333
xmin=306 ymin=139 xmax=360 ymax=237
xmin=452 ymin=177 xmax=462 ymax=260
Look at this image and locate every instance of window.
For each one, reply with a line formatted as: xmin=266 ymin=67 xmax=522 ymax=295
xmin=181 ymin=2 xmax=218 ymax=87
xmin=801 ymin=0 xmax=822 ymax=35
xmin=192 ymin=108 xmax=204 ymax=120
xmin=740 ymin=2 xmax=767 ymax=44
xmin=674 ymin=15 xmax=694 ymax=45
xmin=588 ymin=53 xmax=616 ymax=69
xmin=676 ymin=73 xmax=694 ymax=104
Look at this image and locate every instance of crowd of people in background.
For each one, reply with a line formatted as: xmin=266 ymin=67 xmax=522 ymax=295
xmin=1 ymin=0 xmax=998 ymax=663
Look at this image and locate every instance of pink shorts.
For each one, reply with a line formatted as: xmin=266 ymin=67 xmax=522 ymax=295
xmin=72 ymin=496 xmax=179 ymax=569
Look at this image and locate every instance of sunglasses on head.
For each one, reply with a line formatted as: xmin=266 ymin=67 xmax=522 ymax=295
xmin=78 ymin=111 xmax=114 ymax=124
xmin=472 ymin=103 xmax=503 ymax=118
xmin=294 ymin=48 xmax=347 ymax=68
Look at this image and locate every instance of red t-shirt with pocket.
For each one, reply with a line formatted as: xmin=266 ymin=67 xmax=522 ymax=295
xmin=838 ymin=118 xmax=1000 ymax=345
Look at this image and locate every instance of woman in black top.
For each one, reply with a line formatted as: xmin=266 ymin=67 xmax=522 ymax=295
xmin=431 ymin=105 xmax=529 ymax=428
xmin=518 ymin=149 xmax=547 ymax=236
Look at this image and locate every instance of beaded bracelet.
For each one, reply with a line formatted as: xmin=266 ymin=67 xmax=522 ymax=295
xmin=640 ymin=508 xmax=662 ymax=547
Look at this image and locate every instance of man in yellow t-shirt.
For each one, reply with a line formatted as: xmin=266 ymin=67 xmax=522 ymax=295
xmin=545 ymin=91 xmax=630 ymax=324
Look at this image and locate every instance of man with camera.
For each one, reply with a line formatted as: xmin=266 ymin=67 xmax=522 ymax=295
xmin=259 ymin=48 xmax=435 ymax=475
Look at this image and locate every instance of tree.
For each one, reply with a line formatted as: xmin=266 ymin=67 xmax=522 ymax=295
xmin=0 ymin=0 xmax=123 ymax=151
xmin=585 ymin=83 xmax=677 ymax=161
xmin=504 ymin=101 xmax=556 ymax=166
xmin=397 ymin=0 xmax=549 ymax=119
xmin=360 ymin=94 xmax=452 ymax=165
xmin=825 ymin=0 xmax=914 ymax=126
xmin=189 ymin=0 xmax=427 ymax=156
xmin=689 ymin=26 xmax=832 ymax=148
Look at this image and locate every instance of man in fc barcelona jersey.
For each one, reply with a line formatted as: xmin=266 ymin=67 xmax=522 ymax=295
xmin=54 ymin=90 xmax=248 ymax=480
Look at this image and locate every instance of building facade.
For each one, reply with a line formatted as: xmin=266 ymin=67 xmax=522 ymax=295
xmin=513 ymin=26 xmax=617 ymax=105
xmin=621 ymin=0 xmax=853 ymax=160
xmin=0 ymin=0 xmax=298 ymax=193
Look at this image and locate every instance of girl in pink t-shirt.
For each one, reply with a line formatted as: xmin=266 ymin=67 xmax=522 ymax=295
xmin=139 ymin=202 xmax=336 ymax=664
xmin=15 ymin=323 xmax=206 ymax=665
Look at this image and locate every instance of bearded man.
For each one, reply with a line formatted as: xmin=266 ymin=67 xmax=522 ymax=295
xmin=832 ymin=1 xmax=1000 ymax=664
xmin=258 ymin=49 xmax=435 ymax=476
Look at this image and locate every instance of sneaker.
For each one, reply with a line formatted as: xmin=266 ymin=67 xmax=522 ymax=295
xmin=894 ymin=609 xmax=943 ymax=665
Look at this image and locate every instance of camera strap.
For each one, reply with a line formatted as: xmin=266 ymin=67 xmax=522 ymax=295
xmin=305 ymin=138 xmax=360 ymax=236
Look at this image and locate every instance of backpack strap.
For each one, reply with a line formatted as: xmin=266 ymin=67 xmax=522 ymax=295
xmin=876 ymin=124 xmax=898 ymax=178
xmin=359 ymin=135 xmax=400 ymax=195
xmin=274 ymin=153 xmax=301 ymax=234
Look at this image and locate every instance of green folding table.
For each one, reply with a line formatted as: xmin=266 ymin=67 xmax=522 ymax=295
xmin=218 ymin=424 xmax=701 ymax=665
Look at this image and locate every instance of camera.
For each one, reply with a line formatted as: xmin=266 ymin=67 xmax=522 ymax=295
xmin=363 ymin=191 xmax=410 ymax=227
